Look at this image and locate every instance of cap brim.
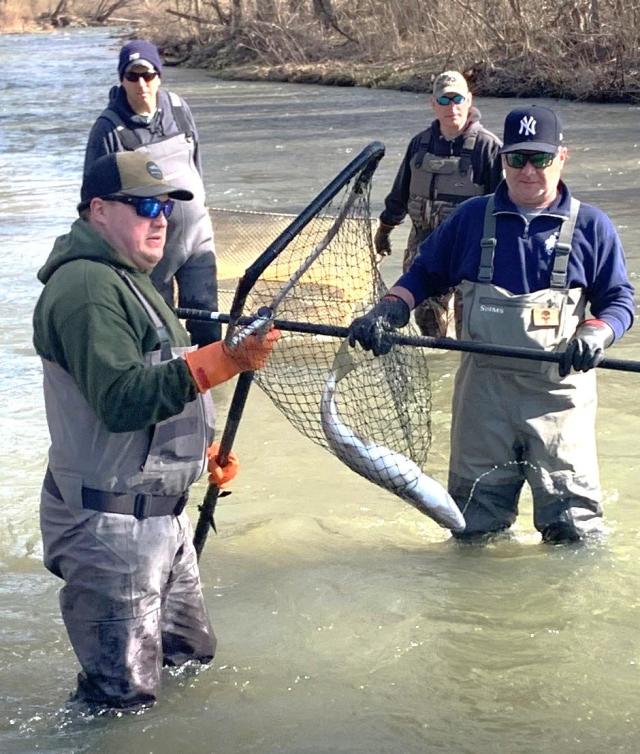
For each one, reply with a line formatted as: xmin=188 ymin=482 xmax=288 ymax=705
xmin=499 ymin=141 xmax=559 ymax=154
xmin=119 ymin=185 xmax=194 ymax=201
xmin=438 ymin=88 xmax=467 ymax=97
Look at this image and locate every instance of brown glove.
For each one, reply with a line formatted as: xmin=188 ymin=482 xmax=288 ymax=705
xmin=185 ymin=328 xmax=281 ymax=393
xmin=373 ymin=222 xmax=394 ymax=256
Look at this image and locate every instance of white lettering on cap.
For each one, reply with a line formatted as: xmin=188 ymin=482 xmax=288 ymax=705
xmin=129 ymin=52 xmax=141 ymax=62
xmin=519 ymin=116 xmax=536 ymax=136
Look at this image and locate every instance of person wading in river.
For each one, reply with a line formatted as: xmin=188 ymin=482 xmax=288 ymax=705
xmin=84 ymin=39 xmax=221 ymax=346
xmin=350 ymin=105 xmax=634 ymax=543
xmin=33 ymin=150 xmax=278 ymax=710
xmin=373 ymin=70 xmax=503 ymax=337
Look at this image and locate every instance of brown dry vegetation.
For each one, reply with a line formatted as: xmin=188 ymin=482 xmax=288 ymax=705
xmin=4 ymin=0 xmax=640 ymax=101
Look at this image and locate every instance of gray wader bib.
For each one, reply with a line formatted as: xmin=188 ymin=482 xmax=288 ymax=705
xmin=405 ymin=128 xmax=485 ymax=338
xmin=40 ymin=270 xmax=216 ymax=708
xmin=102 ymin=94 xmax=217 ymax=309
xmin=448 ymin=197 xmax=603 ymax=540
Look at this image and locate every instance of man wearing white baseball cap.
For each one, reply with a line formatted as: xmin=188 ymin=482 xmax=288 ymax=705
xmin=373 ymin=70 xmax=503 ymax=337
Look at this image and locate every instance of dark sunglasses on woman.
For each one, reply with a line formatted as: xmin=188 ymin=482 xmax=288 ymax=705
xmin=103 ymin=195 xmax=174 ymax=219
xmin=123 ymin=71 xmax=158 ymax=83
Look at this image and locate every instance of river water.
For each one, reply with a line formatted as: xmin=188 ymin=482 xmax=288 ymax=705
xmin=1 ymin=27 xmax=640 ymax=754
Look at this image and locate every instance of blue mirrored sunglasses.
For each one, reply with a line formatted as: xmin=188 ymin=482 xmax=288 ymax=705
xmin=104 ymin=195 xmax=174 ymax=218
xmin=436 ymin=94 xmax=466 ymax=105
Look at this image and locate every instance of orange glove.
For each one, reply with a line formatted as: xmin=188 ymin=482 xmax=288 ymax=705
xmin=184 ymin=328 xmax=281 ymax=393
xmin=207 ymin=442 xmax=239 ymax=488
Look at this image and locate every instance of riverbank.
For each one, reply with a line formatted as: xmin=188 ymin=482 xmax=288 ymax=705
xmin=187 ymin=56 xmax=640 ymax=102
xmin=161 ymin=33 xmax=640 ymax=103
xmin=4 ymin=0 xmax=640 ymax=103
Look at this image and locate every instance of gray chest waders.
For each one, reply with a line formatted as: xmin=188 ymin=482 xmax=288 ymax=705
xmin=40 ymin=267 xmax=216 ymax=707
xmin=101 ymin=93 xmax=214 ymax=284
xmin=405 ymin=129 xmax=485 ymax=338
xmin=448 ymin=196 xmax=603 ymax=538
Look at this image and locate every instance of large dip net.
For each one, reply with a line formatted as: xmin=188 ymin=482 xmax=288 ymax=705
xmin=211 ymin=143 xmax=433 ymax=470
xmin=184 ymin=143 xmax=443 ymax=556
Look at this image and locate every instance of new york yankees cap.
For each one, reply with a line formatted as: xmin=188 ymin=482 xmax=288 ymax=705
xmin=499 ymin=105 xmax=564 ymax=154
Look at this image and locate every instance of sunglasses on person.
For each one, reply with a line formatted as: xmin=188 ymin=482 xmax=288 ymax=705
xmin=435 ymin=94 xmax=466 ymax=106
xmin=103 ymin=195 xmax=174 ymax=218
xmin=504 ymin=152 xmax=556 ymax=169
xmin=123 ymin=71 xmax=158 ymax=83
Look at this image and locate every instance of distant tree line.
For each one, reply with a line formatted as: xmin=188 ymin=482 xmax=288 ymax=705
xmin=152 ymin=0 xmax=640 ymax=100
xmin=4 ymin=0 xmax=640 ymax=100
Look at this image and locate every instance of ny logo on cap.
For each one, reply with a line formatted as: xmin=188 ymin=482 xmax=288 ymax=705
xmin=519 ymin=116 xmax=536 ymax=136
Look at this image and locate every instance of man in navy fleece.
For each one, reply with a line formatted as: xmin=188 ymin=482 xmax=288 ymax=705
xmin=349 ymin=105 xmax=634 ymax=543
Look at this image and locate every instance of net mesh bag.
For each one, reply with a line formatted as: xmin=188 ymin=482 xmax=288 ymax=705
xmin=211 ymin=151 xmax=433 ymax=471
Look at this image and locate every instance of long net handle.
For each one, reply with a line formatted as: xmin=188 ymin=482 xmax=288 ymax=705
xmin=176 ymin=308 xmax=640 ymax=374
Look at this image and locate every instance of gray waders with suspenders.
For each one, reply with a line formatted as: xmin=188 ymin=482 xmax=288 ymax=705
xmin=99 ymin=94 xmax=216 ymax=306
xmin=405 ymin=125 xmax=485 ymax=338
xmin=448 ymin=195 xmax=604 ymax=539
xmin=40 ymin=265 xmax=216 ymax=707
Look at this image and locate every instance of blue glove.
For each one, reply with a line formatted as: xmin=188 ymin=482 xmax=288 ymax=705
xmin=559 ymin=319 xmax=614 ymax=377
xmin=348 ymin=296 xmax=410 ymax=356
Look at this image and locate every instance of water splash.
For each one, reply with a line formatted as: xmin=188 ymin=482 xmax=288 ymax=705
xmin=461 ymin=459 xmax=544 ymax=516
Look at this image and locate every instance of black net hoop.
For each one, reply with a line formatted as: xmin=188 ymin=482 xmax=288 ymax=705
xmin=218 ymin=142 xmax=433 ymax=470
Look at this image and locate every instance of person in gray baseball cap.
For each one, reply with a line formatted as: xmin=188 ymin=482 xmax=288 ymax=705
xmin=373 ymin=70 xmax=503 ymax=338
xmin=84 ymin=39 xmax=221 ymax=347
xmin=349 ymin=105 xmax=634 ymax=544
xmin=33 ymin=150 xmax=278 ymax=710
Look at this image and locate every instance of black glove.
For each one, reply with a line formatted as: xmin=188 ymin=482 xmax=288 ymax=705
xmin=348 ymin=296 xmax=410 ymax=356
xmin=559 ymin=319 xmax=614 ymax=377
xmin=373 ymin=222 xmax=394 ymax=257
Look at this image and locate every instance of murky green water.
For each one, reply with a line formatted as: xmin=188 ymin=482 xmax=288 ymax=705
xmin=1 ymin=27 xmax=639 ymax=754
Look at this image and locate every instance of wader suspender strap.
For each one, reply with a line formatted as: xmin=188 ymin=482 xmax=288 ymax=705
xmin=99 ymin=91 xmax=193 ymax=150
xmin=412 ymin=128 xmax=433 ymax=170
xmin=550 ymin=197 xmax=580 ymax=289
xmin=109 ymin=267 xmax=173 ymax=361
xmin=458 ymin=130 xmax=478 ymax=175
xmin=478 ymin=195 xmax=496 ymax=283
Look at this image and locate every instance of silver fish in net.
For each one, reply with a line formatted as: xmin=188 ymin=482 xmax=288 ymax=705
xmin=320 ymin=340 xmax=466 ymax=533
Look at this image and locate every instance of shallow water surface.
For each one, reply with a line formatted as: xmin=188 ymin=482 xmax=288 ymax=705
xmin=1 ymin=27 xmax=640 ymax=754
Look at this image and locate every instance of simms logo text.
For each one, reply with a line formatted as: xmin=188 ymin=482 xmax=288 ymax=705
xmin=480 ymin=304 xmax=504 ymax=314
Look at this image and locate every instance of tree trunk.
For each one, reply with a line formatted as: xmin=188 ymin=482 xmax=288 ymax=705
xmin=256 ymin=0 xmax=277 ymax=23
xmin=312 ymin=0 xmax=333 ymax=30
xmin=230 ymin=0 xmax=242 ymax=31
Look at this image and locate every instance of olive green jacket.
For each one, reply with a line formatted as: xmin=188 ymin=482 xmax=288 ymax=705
xmin=33 ymin=218 xmax=198 ymax=433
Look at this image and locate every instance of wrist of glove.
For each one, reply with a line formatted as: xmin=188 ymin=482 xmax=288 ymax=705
xmin=559 ymin=319 xmax=614 ymax=378
xmin=348 ymin=295 xmax=410 ymax=356
xmin=207 ymin=442 xmax=239 ymax=488
xmin=185 ymin=329 xmax=281 ymax=393
xmin=374 ymin=222 xmax=394 ymax=256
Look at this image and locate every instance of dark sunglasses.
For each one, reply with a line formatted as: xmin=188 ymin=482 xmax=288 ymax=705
xmin=124 ymin=71 xmax=158 ymax=83
xmin=436 ymin=94 xmax=466 ymax=106
xmin=103 ymin=195 xmax=174 ymax=219
xmin=504 ymin=152 xmax=556 ymax=169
